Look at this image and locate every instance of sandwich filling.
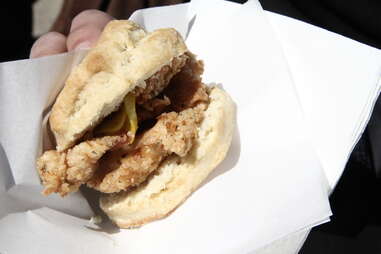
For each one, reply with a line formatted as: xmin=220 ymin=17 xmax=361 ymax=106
xmin=37 ymin=53 xmax=210 ymax=196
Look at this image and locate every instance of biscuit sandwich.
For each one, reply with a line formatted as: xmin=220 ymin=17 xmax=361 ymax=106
xmin=37 ymin=20 xmax=235 ymax=228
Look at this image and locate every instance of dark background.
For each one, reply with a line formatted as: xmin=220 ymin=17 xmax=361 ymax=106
xmin=1 ymin=0 xmax=381 ymax=253
xmin=0 ymin=1 xmax=34 ymax=62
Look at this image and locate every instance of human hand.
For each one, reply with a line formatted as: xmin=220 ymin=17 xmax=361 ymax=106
xmin=30 ymin=10 xmax=114 ymax=58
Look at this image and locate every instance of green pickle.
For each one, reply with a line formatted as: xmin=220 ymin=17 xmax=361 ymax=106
xmin=123 ymin=93 xmax=138 ymax=137
xmin=94 ymin=107 xmax=126 ymax=135
xmin=94 ymin=93 xmax=138 ymax=136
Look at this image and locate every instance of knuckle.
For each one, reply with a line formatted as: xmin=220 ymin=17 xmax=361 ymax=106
xmin=36 ymin=32 xmax=66 ymax=45
xmin=66 ymin=25 xmax=102 ymax=51
xmin=70 ymin=9 xmax=113 ymax=32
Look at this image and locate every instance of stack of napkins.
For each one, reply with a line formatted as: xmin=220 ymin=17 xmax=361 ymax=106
xmin=0 ymin=0 xmax=380 ymax=253
xmin=267 ymin=12 xmax=381 ymax=188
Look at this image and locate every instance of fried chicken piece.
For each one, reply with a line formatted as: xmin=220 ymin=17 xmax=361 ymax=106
xmin=132 ymin=54 xmax=208 ymax=123
xmin=37 ymin=150 xmax=73 ymax=196
xmin=164 ymin=55 xmax=209 ymax=112
xmin=135 ymin=71 xmax=209 ymax=123
xmin=137 ymin=106 xmax=204 ymax=157
xmin=37 ymin=135 xmax=128 ymax=196
xmin=88 ymin=106 xmax=205 ymax=193
xmin=87 ymin=143 xmax=167 ymax=193
xmin=136 ymin=79 xmax=209 ymax=123
xmin=133 ymin=54 xmax=188 ymax=104
xmin=166 ymin=80 xmax=209 ymax=112
xmin=137 ymin=96 xmax=171 ymax=122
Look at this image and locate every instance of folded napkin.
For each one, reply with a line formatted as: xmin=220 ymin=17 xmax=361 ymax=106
xmin=267 ymin=12 xmax=381 ymax=189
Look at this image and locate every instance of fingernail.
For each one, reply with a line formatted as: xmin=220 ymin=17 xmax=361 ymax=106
xmin=75 ymin=41 xmax=91 ymax=50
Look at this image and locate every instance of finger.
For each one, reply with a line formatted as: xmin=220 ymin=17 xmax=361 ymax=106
xmin=70 ymin=9 xmax=114 ymax=33
xmin=30 ymin=32 xmax=67 ymax=58
xmin=66 ymin=10 xmax=114 ymax=51
xmin=67 ymin=25 xmax=103 ymax=51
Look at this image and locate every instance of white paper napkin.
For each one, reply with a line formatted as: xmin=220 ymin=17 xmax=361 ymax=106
xmin=0 ymin=51 xmax=93 ymax=220
xmin=0 ymin=207 xmax=116 ymax=253
xmin=266 ymin=12 xmax=381 ymax=189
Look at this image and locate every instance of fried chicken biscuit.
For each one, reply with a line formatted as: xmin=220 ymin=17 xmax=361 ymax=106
xmin=37 ymin=20 xmax=235 ymax=228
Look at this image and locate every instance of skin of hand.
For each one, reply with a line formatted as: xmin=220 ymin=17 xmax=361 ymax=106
xmin=30 ymin=10 xmax=114 ymax=58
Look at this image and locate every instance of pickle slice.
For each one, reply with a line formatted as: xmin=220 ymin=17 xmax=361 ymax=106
xmin=123 ymin=93 xmax=138 ymax=137
xmin=94 ymin=93 xmax=138 ymax=137
xmin=94 ymin=107 xmax=126 ymax=136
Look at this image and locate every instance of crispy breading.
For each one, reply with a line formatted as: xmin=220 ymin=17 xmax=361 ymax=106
xmin=87 ymin=143 xmax=166 ymax=193
xmin=137 ymin=96 xmax=171 ymax=122
xmin=37 ymin=150 xmax=74 ymax=196
xmin=158 ymin=55 xmax=208 ymax=112
xmin=88 ymin=106 xmax=204 ymax=193
xmin=37 ymin=135 xmax=128 ymax=196
xmin=165 ymin=79 xmax=209 ymax=112
xmin=138 ymin=106 xmax=204 ymax=156
xmin=133 ymin=54 xmax=188 ymax=104
xmin=136 ymin=64 xmax=209 ymax=123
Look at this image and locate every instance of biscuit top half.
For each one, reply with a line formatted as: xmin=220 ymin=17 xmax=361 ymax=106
xmin=49 ymin=20 xmax=188 ymax=151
